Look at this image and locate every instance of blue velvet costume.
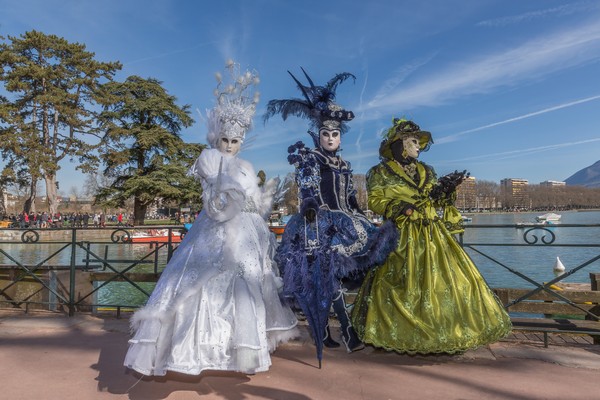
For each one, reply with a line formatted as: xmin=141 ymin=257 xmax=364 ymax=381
xmin=265 ymin=68 xmax=397 ymax=366
xmin=279 ymin=142 xmax=394 ymax=274
xmin=275 ymin=141 xmax=397 ymax=361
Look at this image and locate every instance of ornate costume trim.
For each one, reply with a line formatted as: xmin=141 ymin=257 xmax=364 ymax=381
xmin=331 ymin=211 xmax=369 ymax=256
xmin=206 ymin=60 xmax=260 ymax=149
xmin=288 ymin=141 xmax=322 ymax=203
xmin=242 ymin=198 xmax=258 ymax=214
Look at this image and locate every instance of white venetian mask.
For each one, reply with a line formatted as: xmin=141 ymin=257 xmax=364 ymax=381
xmin=319 ymin=128 xmax=341 ymax=152
xmin=402 ymin=135 xmax=420 ymax=159
xmin=218 ymin=136 xmax=242 ymax=156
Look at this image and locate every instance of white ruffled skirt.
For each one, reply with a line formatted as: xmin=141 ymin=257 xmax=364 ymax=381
xmin=123 ymin=210 xmax=299 ymax=376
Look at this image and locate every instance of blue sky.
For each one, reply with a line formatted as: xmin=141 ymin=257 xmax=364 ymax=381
xmin=2 ymin=0 xmax=600 ymax=195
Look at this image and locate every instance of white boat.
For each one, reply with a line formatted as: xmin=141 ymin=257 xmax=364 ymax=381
xmin=516 ymin=221 xmax=552 ymax=228
xmin=535 ymin=213 xmax=561 ymax=222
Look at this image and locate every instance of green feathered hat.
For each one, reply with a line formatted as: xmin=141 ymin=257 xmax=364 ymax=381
xmin=379 ymin=118 xmax=433 ymax=160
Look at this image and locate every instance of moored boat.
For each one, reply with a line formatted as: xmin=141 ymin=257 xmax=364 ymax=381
xmin=268 ymin=212 xmax=286 ymax=235
xmin=535 ymin=212 xmax=561 ymax=222
xmin=130 ymin=229 xmax=183 ymax=243
xmin=268 ymin=225 xmax=286 ymax=235
xmin=516 ymin=220 xmax=555 ymax=228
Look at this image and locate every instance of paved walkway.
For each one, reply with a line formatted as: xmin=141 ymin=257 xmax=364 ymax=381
xmin=1 ymin=309 xmax=599 ymax=400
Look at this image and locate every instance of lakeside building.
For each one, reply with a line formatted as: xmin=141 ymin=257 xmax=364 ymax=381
xmin=456 ymin=176 xmax=477 ymax=211
xmin=501 ymin=178 xmax=530 ymax=209
xmin=540 ymin=180 xmax=566 ymax=187
xmin=1 ymin=192 xmax=18 ymax=215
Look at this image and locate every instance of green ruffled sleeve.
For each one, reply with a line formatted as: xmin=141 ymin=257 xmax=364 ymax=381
xmin=366 ymin=164 xmax=420 ymax=222
xmin=442 ymin=204 xmax=464 ymax=234
xmin=433 ymin=184 xmax=465 ymax=234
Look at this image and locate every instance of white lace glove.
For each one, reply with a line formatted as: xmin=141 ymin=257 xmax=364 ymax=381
xmin=205 ymin=186 xmax=245 ymax=222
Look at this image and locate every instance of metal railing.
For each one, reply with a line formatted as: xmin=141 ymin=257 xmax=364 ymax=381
xmin=458 ymin=223 xmax=600 ymax=321
xmin=0 ymin=226 xmax=184 ymax=316
xmin=1 ymin=223 xmax=599 ymax=320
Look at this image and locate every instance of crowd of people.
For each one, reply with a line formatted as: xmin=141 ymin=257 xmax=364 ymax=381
xmin=1 ymin=211 xmax=131 ymax=228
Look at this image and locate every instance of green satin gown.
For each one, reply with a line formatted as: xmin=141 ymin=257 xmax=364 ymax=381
xmin=351 ymin=160 xmax=512 ymax=354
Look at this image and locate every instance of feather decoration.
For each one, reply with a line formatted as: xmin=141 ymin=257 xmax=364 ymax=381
xmin=263 ymin=98 xmax=313 ymax=123
xmin=263 ymin=68 xmax=356 ymax=135
xmin=324 ymin=72 xmax=356 ymax=97
xmin=289 ymin=70 xmax=314 ymax=107
xmin=206 ymin=60 xmax=260 ymax=149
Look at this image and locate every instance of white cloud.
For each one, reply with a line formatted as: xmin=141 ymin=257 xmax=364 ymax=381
xmin=368 ymin=54 xmax=436 ymax=107
xmin=436 ymin=94 xmax=600 ymax=144
xmin=477 ymin=2 xmax=600 ymax=27
xmin=444 ymin=138 xmax=600 ymax=163
xmin=362 ymin=19 xmax=600 ymax=115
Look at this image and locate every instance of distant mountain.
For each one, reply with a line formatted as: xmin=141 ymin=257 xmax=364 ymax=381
xmin=565 ymin=160 xmax=600 ymax=188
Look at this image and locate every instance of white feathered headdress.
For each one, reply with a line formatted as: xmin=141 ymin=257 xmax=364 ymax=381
xmin=206 ymin=60 xmax=260 ymax=149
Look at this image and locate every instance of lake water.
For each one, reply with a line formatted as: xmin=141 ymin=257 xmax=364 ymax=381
xmin=462 ymin=210 xmax=600 ymax=290
xmin=1 ymin=210 xmax=600 ymax=307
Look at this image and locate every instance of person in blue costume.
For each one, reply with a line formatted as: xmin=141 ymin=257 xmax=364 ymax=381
xmin=263 ymin=69 xmax=398 ymax=367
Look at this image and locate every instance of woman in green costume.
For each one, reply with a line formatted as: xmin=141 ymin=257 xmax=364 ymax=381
xmin=351 ymin=118 xmax=511 ymax=354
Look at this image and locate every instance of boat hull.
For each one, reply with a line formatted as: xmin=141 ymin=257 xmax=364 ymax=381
xmin=535 ymin=213 xmax=561 ymax=222
xmin=130 ymin=234 xmax=182 ymax=243
xmin=269 ymin=226 xmax=285 ymax=235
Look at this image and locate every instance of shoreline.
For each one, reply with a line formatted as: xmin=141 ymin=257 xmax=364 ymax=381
xmin=461 ymin=208 xmax=600 ymax=216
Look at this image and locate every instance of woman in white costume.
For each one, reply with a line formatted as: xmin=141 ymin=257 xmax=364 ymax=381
xmin=124 ymin=61 xmax=298 ymax=376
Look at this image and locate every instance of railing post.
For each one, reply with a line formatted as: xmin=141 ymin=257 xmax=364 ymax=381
xmin=84 ymin=241 xmax=91 ymax=270
xmin=69 ymin=228 xmax=77 ymax=316
xmin=589 ymin=273 xmax=600 ymax=344
xmin=167 ymin=227 xmax=174 ymax=262
xmin=590 ymin=273 xmax=600 ymax=291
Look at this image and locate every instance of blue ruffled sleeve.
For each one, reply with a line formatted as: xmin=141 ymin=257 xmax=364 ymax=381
xmin=287 ymin=141 xmax=321 ymax=213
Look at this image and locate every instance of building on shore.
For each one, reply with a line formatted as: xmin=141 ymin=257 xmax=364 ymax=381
xmin=501 ymin=178 xmax=530 ymax=210
xmin=456 ymin=176 xmax=477 ymax=211
xmin=540 ymin=180 xmax=566 ymax=187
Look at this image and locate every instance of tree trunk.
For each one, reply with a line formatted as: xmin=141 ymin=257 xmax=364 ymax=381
xmin=133 ymin=196 xmax=147 ymax=226
xmin=45 ymin=174 xmax=58 ymax=215
xmin=0 ymin=190 xmax=7 ymax=215
xmin=23 ymin=180 xmax=37 ymax=214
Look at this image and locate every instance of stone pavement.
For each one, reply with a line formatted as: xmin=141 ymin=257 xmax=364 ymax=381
xmin=0 ymin=309 xmax=599 ymax=400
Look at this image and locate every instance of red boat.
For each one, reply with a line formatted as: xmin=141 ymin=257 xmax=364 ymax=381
xmin=268 ymin=213 xmax=286 ymax=236
xmin=268 ymin=225 xmax=286 ymax=235
xmin=130 ymin=229 xmax=183 ymax=243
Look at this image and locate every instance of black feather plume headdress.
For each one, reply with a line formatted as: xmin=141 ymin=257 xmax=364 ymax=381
xmin=263 ymin=68 xmax=356 ymax=145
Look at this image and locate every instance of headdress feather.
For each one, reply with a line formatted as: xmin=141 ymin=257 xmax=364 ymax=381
xmin=263 ymin=68 xmax=356 ymax=139
xmin=206 ymin=60 xmax=260 ymax=149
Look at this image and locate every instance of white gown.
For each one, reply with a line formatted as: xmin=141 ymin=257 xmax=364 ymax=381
xmin=124 ymin=148 xmax=298 ymax=376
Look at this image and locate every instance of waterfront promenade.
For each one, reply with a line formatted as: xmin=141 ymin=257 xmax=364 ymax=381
xmin=0 ymin=310 xmax=599 ymax=400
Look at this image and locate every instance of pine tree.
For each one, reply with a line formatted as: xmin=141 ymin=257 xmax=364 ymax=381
xmin=0 ymin=30 xmax=122 ymax=214
xmin=95 ymin=75 xmax=202 ymax=225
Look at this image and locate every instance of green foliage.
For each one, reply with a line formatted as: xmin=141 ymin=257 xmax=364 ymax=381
xmin=95 ymin=76 xmax=202 ymax=224
xmin=0 ymin=30 xmax=122 ymax=213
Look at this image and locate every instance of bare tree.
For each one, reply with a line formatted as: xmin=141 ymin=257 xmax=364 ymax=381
xmin=352 ymin=174 xmax=368 ymax=211
xmin=475 ymin=180 xmax=500 ymax=210
xmin=281 ymin=173 xmax=299 ymax=214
